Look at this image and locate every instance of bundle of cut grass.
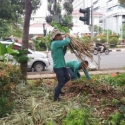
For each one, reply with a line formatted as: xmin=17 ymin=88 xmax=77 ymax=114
xmin=69 ymin=36 xmax=93 ymax=69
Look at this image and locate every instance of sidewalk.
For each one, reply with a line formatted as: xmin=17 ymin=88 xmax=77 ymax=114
xmin=27 ymin=69 xmax=125 ymax=80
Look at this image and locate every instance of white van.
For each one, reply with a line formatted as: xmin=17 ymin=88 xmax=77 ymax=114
xmin=0 ymin=41 xmax=50 ymax=72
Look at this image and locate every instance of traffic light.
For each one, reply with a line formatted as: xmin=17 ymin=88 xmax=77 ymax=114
xmin=79 ymin=7 xmax=90 ymax=25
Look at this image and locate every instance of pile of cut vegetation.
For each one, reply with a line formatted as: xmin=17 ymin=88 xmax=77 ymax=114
xmin=63 ymin=79 xmax=125 ymax=119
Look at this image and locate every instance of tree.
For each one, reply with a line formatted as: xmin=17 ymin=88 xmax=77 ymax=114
xmin=0 ymin=0 xmax=24 ymax=38
xmin=21 ymin=0 xmax=41 ymax=80
xmin=121 ymin=24 xmax=125 ymax=39
xmin=46 ymin=0 xmax=73 ymax=29
xmin=0 ymin=0 xmax=41 ymax=80
xmin=60 ymin=15 xmax=73 ymax=29
xmin=63 ymin=2 xmax=73 ymax=14
xmin=0 ymin=20 xmax=22 ymax=38
xmin=0 ymin=0 xmax=26 ymax=22
xmin=94 ymin=25 xmax=103 ymax=34
xmin=119 ymin=0 xmax=125 ymax=8
xmin=20 ymin=0 xmax=32 ymax=80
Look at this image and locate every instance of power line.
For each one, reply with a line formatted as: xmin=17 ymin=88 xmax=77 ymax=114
xmin=74 ymin=3 xmax=120 ymax=12
xmin=95 ymin=3 xmax=120 ymax=11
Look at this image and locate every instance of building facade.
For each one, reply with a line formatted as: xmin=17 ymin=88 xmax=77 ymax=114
xmin=72 ymin=0 xmax=103 ymax=34
xmin=73 ymin=0 xmax=125 ymax=35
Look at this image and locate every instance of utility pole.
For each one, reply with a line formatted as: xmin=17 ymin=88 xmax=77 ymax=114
xmin=106 ymin=16 xmax=109 ymax=43
xmin=52 ymin=0 xmax=59 ymax=23
xmin=91 ymin=0 xmax=94 ymax=41
xmin=54 ymin=0 xmax=57 ymax=14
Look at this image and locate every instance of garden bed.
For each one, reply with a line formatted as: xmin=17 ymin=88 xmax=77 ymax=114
xmin=0 ymin=73 xmax=125 ymax=125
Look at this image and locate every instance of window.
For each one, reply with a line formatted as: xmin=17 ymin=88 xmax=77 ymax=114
xmin=107 ymin=5 xmax=122 ymax=12
xmin=94 ymin=6 xmax=99 ymax=11
xmin=107 ymin=0 xmax=112 ymax=5
xmin=30 ymin=17 xmax=34 ymax=20
xmin=118 ymin=5 xmax=123 ymax=9
xmin=93 ymin=0 xmax=98 ymax=5
xmin=108 ymin=0 xmax=112 ymax=2
xmin=107 ymin=7 xmax=112 ymax=12
xmin=28 ymin=51 xmax=32 ymax=54
xmin=99 ymin=20 xmax=103 ymax=23
xmin=4 ymin=38 xmax=15 ymax=42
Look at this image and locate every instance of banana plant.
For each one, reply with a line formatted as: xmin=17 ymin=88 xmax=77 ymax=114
xmin=12 ymin=49 xmax=29 ymax=64
xmin=0 ymin=42 xmax=29 ymax=64
xmin=0 ymin=42 xmax=7 ymax=55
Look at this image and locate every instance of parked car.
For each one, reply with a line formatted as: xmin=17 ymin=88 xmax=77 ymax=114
xmin=4 ymin=37 xmax=15 ymax=42
xmin=0 ymin=41 xmax=50 ymax=72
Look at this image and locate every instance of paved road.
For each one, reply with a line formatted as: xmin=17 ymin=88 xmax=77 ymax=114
xmin=46 ymin=51 xmax=125 ymax=71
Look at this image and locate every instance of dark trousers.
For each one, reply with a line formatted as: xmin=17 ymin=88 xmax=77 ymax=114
xmin=67 ymin=68 xmax=75 ymax=80
xmin=53 ymin=67 xmax=70 ymax=100
xmin=67 ymin=68 xmax=81 ymax=80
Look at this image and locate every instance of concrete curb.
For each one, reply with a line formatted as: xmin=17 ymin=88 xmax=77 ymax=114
xmin=27 ymin=69 xmax=125 ymax=80
xmin=109 ymin=49 xmax=125 ymax=52
xmin=45 ymin=49 xmax=125 ymax=54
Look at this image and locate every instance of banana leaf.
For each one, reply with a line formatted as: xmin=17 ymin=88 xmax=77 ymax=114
xmin=7 ymin=42 xmax=19 ymax=55
xmin=0 ymin=42 xmax=7 ymax=55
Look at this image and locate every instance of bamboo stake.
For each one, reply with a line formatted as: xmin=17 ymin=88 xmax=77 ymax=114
xmin=68 ymin=36 xmax=95 ymax=69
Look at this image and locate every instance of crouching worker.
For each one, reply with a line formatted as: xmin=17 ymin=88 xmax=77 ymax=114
xmin=66 ymin=60 xmax=91 ymax=80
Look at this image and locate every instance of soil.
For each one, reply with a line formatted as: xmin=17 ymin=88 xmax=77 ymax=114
xmin=63 ymin=80 xmax=125 ymax=119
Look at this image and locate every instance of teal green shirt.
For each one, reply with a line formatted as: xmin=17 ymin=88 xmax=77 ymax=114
xmin=66 ymin=60 xmax=91 ymax=79
xmin=51 ymin=38 xmax=70 ymax=68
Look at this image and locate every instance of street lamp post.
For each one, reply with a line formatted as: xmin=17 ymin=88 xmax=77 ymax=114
xmin=42 ymin=23 xmax=49 ymax=55
xmin=54 ymin=0 xmax=57 ymax=14
xmin=91 ymin=0 xmax=94 ymax=41
xmin=43 ymin=23 xmax=46 ymax=37
xmin=106 ymin=16 xmax=109 ymax=43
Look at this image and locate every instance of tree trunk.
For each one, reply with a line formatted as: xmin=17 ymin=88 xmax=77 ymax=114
xmin=21 ymin=0 xmax=32 ymax=81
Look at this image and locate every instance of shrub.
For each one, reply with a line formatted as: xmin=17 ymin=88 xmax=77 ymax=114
xmin=93 ymin=34 xmax=106 ymax=43
xmin=107 ymin=106 xmax=125 ymax=125
xmin=109 ymin=34 xmax=119 ymax=45
xmin=0 ymin=62 xmax=21 ymax=117
xmin=96 ymin=73 xmax=125 ymax=86
xmin=62 ymin=108 xmax=98 ymax=125
xmin=77 ymin=35 xmax=91 ymax=44
xmin=109 ymin=34 xmax=119 ymax=38
xmin=0 ymin=97 xmax=15 ymax=117
xmin=33 ymin=37 xmax=47 ymax=51
xmin=46 ymin=15 xmax=53 ymax=24
xmin=109 ymin=37 xmax=118 ymax=45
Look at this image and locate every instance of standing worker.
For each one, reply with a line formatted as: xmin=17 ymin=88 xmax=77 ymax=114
xmin=51 ymin=29 xmax=70 ymax=101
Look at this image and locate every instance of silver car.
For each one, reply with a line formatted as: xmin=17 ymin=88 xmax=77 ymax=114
xmin=0 ymin=41 xmax=50 ymax=72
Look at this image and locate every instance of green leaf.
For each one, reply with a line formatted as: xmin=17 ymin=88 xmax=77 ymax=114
xmin=16 ymin=55 xmax=29 ymax=63
xmin=18 ymin=49 xmax=27 ymax=54
xmin=6 ymin=42 xmax=19 ymax=55
xmin=0 ymin=42 xmax=7 ymax=55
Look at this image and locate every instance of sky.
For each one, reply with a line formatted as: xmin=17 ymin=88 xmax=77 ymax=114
xmin=32 ymin=0 xmax=48 ymax=17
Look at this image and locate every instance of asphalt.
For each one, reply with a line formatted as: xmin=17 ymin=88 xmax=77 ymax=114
xmin=27 ymin=69 xmax=125 ymax=80
xmin=27 ymin=47 xmax=125 ymax=80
